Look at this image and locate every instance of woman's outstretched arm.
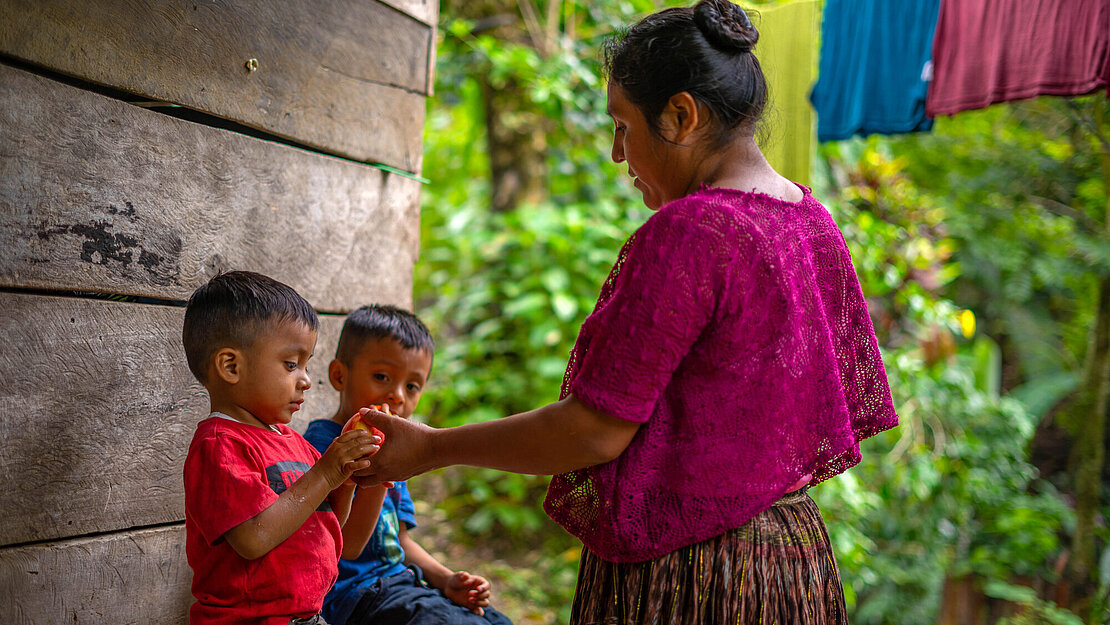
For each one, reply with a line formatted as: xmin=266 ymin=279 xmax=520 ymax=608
xmin=351 ymin=395 xmax=641 ymax=486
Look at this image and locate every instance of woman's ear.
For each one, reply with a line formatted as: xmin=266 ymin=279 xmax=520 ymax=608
xmin=660 ymin=91 xmax=702 ymax=144
xmin=328 ymin=359 xmax=346 ymax=391
xmin=213 ymin=348 xmax=241 ymax=384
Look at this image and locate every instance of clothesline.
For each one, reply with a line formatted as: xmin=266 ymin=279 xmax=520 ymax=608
xmin=808 ymin=0 xmax=1110 ymax=142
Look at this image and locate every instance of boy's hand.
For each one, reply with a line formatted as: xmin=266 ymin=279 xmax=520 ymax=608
xmin=317 ymin=429 xmax=380 ymax=489
xmin=443 ymin=571 xmax=492 ymax=615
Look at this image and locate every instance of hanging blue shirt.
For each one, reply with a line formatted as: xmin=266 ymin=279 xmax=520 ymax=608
xmin=810 ymin=0 xmax=941 ymax=141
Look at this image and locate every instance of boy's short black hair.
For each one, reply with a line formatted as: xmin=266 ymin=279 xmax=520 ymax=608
xmin=182 ymin=270 xmax=319 ymax=383
xmin=335 ymin=304 xmax=434 ymax=366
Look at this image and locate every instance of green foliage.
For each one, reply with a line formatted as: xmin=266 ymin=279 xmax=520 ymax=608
xmin=824 ymin=356 xmax=1070 ymax=624
xmin=986 ymin=581 xmax=1085 ymax=625
xmin=884 ymin=98 xmax=1108 ymax=398
xmin=814 ymin=144 xmax=1071 ymax=624
xmin=419 ymin=30 xmax=649 ymax=545
xmin=416 ymin=5 xmax=656 ymax=618
xmin=431 ymin=1 xmax=673 ymax=208
xmin=881 ymin=100 xmax=1110 ymax=621
xmin=415 ymin=181 xmax=646 ymax=596
xmin=415 ymin=167 xmax=648 ymax=566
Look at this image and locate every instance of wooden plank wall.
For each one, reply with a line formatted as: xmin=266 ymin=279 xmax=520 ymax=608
xmin=0 ymin=1 xmax=436 ymax=621
xmin=0 ymin=0 xmax=433 ymax=172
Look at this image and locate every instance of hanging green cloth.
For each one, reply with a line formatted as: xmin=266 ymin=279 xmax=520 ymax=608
xmin=744 ymin=0 xmax=819 ymax=186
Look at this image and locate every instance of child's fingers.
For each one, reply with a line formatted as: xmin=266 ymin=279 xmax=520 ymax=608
xmin=468 ymin=588 xmax=491 ymax=603
xmin=355 ymin=440 xmax=382 ymax=457
xmin=343 ymin=446 xmax=380 ymax=466
xmin=337 ymin=431 xmax=381 ymax=461
xmin=343 ymin=457 xmax=373 ymax=475
xmin=336 ymin=429 xmax=383 ymax=447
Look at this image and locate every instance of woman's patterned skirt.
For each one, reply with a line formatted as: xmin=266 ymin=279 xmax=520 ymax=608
xmin=569 ymin=490 xmax=847 ymax=625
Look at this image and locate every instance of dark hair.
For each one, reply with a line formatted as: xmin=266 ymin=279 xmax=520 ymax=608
xmin=335 ymin=304 xmax=434 ymax=367
xmin=604 ymin=0 xmax=766 ymax=145
xmin=182 ymin=270 xmax=319 ymax=383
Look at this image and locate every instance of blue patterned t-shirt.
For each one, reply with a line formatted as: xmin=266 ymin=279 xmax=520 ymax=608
xmin=303 ymin=418 xmax=417 ymax=625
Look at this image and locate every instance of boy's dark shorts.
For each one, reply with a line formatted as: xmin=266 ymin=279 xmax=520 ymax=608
xmin=347 ymin=566 xmax=513 ymax=625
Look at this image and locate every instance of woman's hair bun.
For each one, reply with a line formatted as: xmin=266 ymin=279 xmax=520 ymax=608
xmin=694 ymin=0 xmax=758 ymax=53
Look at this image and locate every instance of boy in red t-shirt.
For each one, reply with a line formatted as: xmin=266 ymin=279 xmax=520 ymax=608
xmin=182 ymin=271 xmax=381 ymax=625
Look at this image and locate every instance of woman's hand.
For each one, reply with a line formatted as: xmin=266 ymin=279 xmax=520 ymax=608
xmin=349 ymin=406 xmax=438 ymax=487
xmin=351 ymin=395 xmax=641 ymax=486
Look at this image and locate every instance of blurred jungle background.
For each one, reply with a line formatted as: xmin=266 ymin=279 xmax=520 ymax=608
xmin=403 ymin=1 xmax=1110 ymax=623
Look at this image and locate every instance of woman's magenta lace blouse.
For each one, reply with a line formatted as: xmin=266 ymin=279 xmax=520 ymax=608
xmin=543 ymin=185 xmax=898 ymax=563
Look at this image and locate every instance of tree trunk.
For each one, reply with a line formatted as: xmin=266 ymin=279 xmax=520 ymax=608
xmin=448 ymin=0 xmax=551 ymax=213
xmin=1067 ymin=96 xmax=1110 ymax=622
xmin=482 ymin=76 xmax=549 ymax=213
xmin=1069 ymin=275 xmax=1110 ymax=611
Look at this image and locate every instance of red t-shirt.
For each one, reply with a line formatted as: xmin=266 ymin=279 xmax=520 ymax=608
xmin=184 ymin=415 xmax=342 ymax=624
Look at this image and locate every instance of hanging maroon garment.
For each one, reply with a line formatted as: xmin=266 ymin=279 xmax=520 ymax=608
xmin=926 ymin=0 xmax=1110 ymax=116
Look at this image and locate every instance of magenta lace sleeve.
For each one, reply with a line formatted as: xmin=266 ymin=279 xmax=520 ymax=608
xmin=568 ymin=203 xmax=727 ymax=423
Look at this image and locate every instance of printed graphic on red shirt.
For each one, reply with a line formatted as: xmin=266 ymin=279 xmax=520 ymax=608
xmin=264 ymin=460 xmax=333 ymax=511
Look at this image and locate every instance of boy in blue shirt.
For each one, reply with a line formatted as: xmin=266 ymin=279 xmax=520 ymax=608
xmin=303 ymin=304 xmax=513 ymax=625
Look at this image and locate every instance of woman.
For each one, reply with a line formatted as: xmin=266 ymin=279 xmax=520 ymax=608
xmin=357 ymin=1 xmax=897 ymax=622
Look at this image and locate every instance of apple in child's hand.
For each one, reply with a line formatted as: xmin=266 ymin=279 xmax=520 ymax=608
xmin=341 ymin=405 xmax=387 ymax=442
xmin=342 ymin=405 xmax=394 ymax=488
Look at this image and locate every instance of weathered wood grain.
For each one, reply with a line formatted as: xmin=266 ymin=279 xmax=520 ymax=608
xmin=0 ymin=64 xmax=421 ymax=312
xmin=379 ymin=0 xmax=439 ymax=27
xmin=0 ymin=524 xmax=191 ymax=624
xmin=378 ymin=0 xmax=440 ymax=94
xmin=0 ymin=293 xmax=350 ymax=547
xmin=0 ymin=0 xmax=431 ymax=172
